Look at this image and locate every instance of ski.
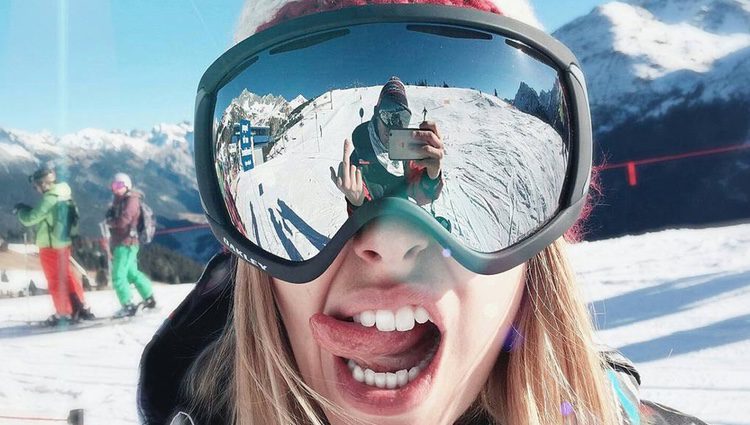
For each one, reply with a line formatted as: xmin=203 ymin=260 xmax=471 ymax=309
xmin=0 ymin=303 xmax=161 ymax=339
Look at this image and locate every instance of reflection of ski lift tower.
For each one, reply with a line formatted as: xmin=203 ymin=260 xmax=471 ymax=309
xmin=238 ymin=119 xmax=272 ymax=172
xmin=314 ymin=101 xmax=320 ymax=152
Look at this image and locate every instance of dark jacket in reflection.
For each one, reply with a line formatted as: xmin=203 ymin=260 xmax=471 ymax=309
xmin=347 ymin=122 xmax=443 ymax=214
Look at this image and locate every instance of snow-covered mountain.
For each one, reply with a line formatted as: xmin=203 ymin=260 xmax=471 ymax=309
xmin=554 ymin=0 xmax=750 ymax=239
xmin=220 ymin=90 xmax=307 ymax=129
xmin=0 ymin=122 xmax=210 ymax=256
xmin=511 ymin=80 xmax=565 ymax=133
xmin=555 ymin=0 xmax=750 ymax=133
xmin=0 ymin=123 xmax=196 ymax=212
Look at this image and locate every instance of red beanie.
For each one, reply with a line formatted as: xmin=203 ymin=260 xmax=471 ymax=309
xmin=249 ymin=0 xmax=506 ymax=35
xmin=377 ymin=76 xmax=409 ymax=110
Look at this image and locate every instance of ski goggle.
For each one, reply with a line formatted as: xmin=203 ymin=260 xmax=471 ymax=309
xmin=377 ymin=104 xmax=412 ymax=129
xmin=194 ymin=5 xmax=592 ymax=283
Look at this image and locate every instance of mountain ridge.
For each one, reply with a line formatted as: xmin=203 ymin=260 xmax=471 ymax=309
xmin=554 ymin=0 xmax=750 ymax=133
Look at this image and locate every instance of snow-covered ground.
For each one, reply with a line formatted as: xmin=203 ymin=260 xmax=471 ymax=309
xmin=0 ymin=223 xmax=748 ymax=424
xmin=0 ymin=284 xmax=194 ymax=425
xmin=569 ymin=223 xmax=750 ymax=425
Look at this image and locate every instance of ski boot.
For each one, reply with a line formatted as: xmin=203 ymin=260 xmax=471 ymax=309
xmin=142 ymin=296 xmax=157 ymax=310
xmin=75 ymin=306 xmax=96 ymax=321
xmin=113 ymin=303 xmax=138 ymax=318
xmin=44 ymin=314 xmax=73 ymax=327
xmin=70 ymin=296 xmax=95 ymax=321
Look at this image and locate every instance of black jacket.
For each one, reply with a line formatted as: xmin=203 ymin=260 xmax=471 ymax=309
xmin=138 ymin=253 xmax=707 ymax=425
xmin=346 ymin=122 xmax=443 ymax=214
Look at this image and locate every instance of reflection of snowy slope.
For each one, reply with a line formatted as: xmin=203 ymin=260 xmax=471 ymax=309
xmin=234 ymin=86 xmax=565 ymax=260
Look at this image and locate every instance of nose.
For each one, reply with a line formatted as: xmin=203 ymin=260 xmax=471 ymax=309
xmin=351 ymin=216 xmax=429 ymax=275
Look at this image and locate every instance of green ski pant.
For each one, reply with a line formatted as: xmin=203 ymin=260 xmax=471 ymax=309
xmin=112 ymin=245 xmax=152 ymax=305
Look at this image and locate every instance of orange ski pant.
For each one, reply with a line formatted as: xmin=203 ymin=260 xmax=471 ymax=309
xmin=39 ymin=247 xmax=86 ymax=316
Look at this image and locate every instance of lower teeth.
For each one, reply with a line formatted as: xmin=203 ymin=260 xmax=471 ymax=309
xmin=346 ymin=349 xmax=436 ymax=389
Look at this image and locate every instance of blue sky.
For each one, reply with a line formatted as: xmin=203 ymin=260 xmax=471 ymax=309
xmin=0 ymin=0 xmax=605 ymax=135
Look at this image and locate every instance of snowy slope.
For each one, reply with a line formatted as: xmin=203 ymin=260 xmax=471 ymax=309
xmin=554 ymin=0 xmax=750 ymax=132
xmin=229 ymin=85 xmax=565 ymax=260
xmin=0 ymin=284 xmax=194 ymax=425
xmin=0 ymin=223 xmax=748 ymax=424
xmin=569 ymin=224 xmax=750 ymax=424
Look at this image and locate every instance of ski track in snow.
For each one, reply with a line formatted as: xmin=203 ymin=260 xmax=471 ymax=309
xmin=0 ymin=223 xmax=748 ymax=424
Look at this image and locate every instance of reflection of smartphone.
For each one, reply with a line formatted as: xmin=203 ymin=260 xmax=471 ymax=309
xmin=388 ymin=129 xmax=429 ymax=160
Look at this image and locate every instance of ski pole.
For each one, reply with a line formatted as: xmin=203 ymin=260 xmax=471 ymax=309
xmin=0 ymin=408 xmax=83 ymax=424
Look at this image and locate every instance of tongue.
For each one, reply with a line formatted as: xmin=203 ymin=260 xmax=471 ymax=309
xmin=310 ymin=313 xmax=435 ymax=372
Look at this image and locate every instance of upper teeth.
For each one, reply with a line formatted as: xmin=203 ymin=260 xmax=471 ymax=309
xmin=353 ymin=306 xmax=432 ymax=332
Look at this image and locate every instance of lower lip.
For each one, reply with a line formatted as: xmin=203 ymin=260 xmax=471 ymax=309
xmin=331 ymin=338 xmax=444 ymax=416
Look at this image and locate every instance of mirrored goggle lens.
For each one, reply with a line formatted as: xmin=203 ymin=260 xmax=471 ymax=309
xmin=213 ymin=23 xmax=572 ymax=261
xmin=378 ymin=108 xmax=412 ymax=128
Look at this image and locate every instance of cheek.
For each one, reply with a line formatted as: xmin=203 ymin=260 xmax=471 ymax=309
xmin=453 ymin=265 xmax=525 ymax=361
xmin=272 ymin=280 xmax=329 ymax=376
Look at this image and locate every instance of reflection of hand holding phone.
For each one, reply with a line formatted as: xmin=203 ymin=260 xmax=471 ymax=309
xmin=388 ymin=129 xmax=429 ymax=160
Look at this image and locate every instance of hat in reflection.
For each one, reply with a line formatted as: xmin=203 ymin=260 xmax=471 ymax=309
xmin=377 ymin=76 xmax=409 ymax=111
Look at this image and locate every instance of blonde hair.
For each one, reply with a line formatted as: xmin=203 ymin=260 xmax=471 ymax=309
xmin=183 ymin=239 xmax=620 ymax=424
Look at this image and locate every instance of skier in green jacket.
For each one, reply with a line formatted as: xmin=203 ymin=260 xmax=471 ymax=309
xmin=14 ymin=165 xmax=93 ymax=325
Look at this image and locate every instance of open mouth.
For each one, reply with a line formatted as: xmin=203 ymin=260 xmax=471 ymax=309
xmin=310 ymin=306 xmax=443 ymax=392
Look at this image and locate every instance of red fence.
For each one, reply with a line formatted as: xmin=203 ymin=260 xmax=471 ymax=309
xmin=598 ymin=142 xmax=750 ymax=186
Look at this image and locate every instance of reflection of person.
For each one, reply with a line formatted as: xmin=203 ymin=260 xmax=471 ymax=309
xmin=106 ymin=173 xmax=156 ymax=317
xmin=139 ymin=2 xmax=708 ymax=425
xmin=14 ymin=165 xmax=93 ymax=325
xmin=330 ymin=77 xmax=444 ymax=213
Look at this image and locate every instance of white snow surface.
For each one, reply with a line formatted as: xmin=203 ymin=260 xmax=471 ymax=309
xmin=7 ymin=244 xmax=39 ymax=255
xmin=0 ymin=223 xmax=749 ymax=424
xmin=568 ymin=223 xmax=750 ymax=424
xmin=0 ymin=284 xmax=194 ymax=425
xmin=554 ymin=0 xmax=750 ymax=131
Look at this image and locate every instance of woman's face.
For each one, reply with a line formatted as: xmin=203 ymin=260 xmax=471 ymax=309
xmin=273 ymin=216 xmax=526 ymax=425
